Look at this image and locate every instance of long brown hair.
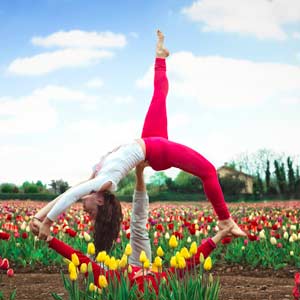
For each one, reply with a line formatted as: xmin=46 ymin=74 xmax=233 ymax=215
xmin=94 ymin=191 xmax=123 ymax=254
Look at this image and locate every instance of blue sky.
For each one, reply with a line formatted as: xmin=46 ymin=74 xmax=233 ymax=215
xmin=1 ymin=0 xmax=300 ymax=185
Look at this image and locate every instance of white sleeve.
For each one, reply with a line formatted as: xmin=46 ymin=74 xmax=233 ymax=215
xmin=47 ymin=175 xmax=112 ymax=221
xmin=131 ymin=190 xmax=149 ymax=221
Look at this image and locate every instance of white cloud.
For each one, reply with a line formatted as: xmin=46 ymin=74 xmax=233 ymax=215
xmin=201 ymin=119 xmax=300 ymax=168
xmin=31 ymin=30 xmax=127 ymax=49
xmin=281 ymin=97 xmax=300 ymax=104
xmin=137 ymin=51 xmax=300 ymax=108
xmin=0 ymin=95 xmax=57 ymax=135
xmin=8 ymin=48 xmax=113 ymax=76
xmin=292 ymin=32 xmax=300 ymax=39
xmin=85 ymin=77 xmax=104 ymax=89
xmin=0 ymin=85 xmax=97 ymax=135
xmin=182 ymin=0 xmax=300 ymax=40
xmin=114 ymin=95 xmax=135 ymax=104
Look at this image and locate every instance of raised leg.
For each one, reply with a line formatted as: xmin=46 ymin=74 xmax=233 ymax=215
xmin=141 ymin=30 xmax=169 ymax=139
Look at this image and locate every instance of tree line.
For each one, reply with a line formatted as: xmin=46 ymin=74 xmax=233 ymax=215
xmin=1 ymin=149 xmax=299 ymax=201
xmin=0 ymin=179 xmax=69 ymax=194
xmin=229 ymin=149 xmax=300 ymax=198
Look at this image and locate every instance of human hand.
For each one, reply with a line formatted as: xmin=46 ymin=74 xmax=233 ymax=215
xmin=29 ymin=218 xmax=42 ymax=236
xmin=38 ymin=218 xmax=53 ymax=240
xmin=135 ymin=161 xmax=149 ymax=174
xmin=46 ymin=235 xmax=53 ymax=243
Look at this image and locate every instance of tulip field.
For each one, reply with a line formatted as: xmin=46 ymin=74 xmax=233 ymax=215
xmin=0 ymin=200 xmax=300 ymax=300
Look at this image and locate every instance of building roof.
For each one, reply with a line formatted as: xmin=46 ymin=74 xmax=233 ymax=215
xmin=217 ymin=166 xmax=254 ymax=178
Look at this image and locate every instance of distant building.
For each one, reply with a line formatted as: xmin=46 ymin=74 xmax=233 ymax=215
xmin=217 ymin=164 xmax=254 ymax=194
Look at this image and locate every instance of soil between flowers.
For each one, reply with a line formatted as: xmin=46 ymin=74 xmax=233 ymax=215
xmin=1 ymin=269 xmax=295 ymax=300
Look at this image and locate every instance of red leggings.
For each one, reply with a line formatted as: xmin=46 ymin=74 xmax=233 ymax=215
xmin=141 ymin=58 xmax=230 ymax=220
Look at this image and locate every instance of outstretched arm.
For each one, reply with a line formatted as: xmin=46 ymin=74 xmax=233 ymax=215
xmin=38 ymin=177 xmax=112 ymax=240
xmin=129 ymin=161 xmax=151 ymax=266
xmin=48 ymin=236 xmax=103 ymax=285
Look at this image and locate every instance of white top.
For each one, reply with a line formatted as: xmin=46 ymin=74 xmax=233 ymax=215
xmin=47 ymin=140 xmax=145 ymax=221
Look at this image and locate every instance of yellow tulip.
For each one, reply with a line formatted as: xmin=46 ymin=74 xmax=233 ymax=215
xmin=177 ymin=255 xmax=186 ymax=269
xmin=180 ymin=247 xmax=191 ymax=259
xmin=156 ymin=246 xmax=164 ymax=257
xmin=69 ymin=270 xmax=78 ymax=281
xmin=80 ymin=263 xmax=87 ymax=273
xmin=203 ymin=256 xmax=212 ymax=271
xmin=98 ymin=275 xmax=108 ymax=288
xmin=68 ymin=262 xmax=76 ymax=274
xmin=104 ymin=255 xmax=111 ymax=267
xmin=139 ymin=250 xmax=148 ymax=263
xmin=170 ymin=256 xmax=178 ymax=268
xmin=124 ymin=244 xmax=132 ymax=256
xmin=119 ymin=254 xmax=128 ymax=268
xmin=151 ymin=264 xmax=159 ymax=273
xmin=169 ymin=235 xmax=178 ymax=248
xmin=96 ymin=251 xmax=107 ymax=263
xmin=143 ymin=258 xmax=150 ymax=269
xmin=109 ymin=257 xmax=118 ymax=270
xmin=87 ymin=242 xmax=95 ymax=255
xmin=154 ymin=256 xmax=162 ymax=268
xmin=189 ymin=241 xmax=197 ymax=255
xmin=89 ymin=282 xmax=96 ymax=292
xmin=71 ymin=253 xmax=80 ymax=267
xmin=128 ymin=265 xmax=133 ymax=274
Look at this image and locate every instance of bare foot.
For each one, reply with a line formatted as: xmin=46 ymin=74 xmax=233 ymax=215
xmin=218 ymin=218 xmax=247 ymax=238
xmin=156 ymin=30 xmax=169 ymax=58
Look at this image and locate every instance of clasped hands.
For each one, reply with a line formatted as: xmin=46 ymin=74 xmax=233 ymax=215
xmin=29 ymin=217 xmax=53 ymax=242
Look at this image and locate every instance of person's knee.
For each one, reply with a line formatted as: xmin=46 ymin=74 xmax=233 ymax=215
xmin=203 ymin=162 xmax=217 ymax=180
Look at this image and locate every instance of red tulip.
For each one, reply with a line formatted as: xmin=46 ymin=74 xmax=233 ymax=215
xmin=293 ymin=286 xmax=300 ymax=298
xmin=173 ymin=231 xmax=183 ymax=240
xmin=247 ymin=234 xmax=258 ymax=242
xmin=295 ymin=273 xmax=300 ymax=285
xmin=189 ymin=225 xmax=196 ymax=235
xmin=22 ymin=232 xmax=28 ymax=239
xmin=66 ymin=228 xmax=77 ymax=237
xmin=156 ymin=224 xmax=164 ymax=232
xmin=0 ymin=231 xmax=10 ymax=240
xmin=7 ymin=268 xmax=14 ymax=277
xmin=0 ymin=258 xmax=9 ymax=270
xmin=221 ymin=237 xmax=232 ymax=244
xmin=168 ymin=223 xmax=174 ymax=230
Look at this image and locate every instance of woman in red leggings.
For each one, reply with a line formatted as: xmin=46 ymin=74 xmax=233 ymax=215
xmin=35 ymin=30 xmax=246 ymax=245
